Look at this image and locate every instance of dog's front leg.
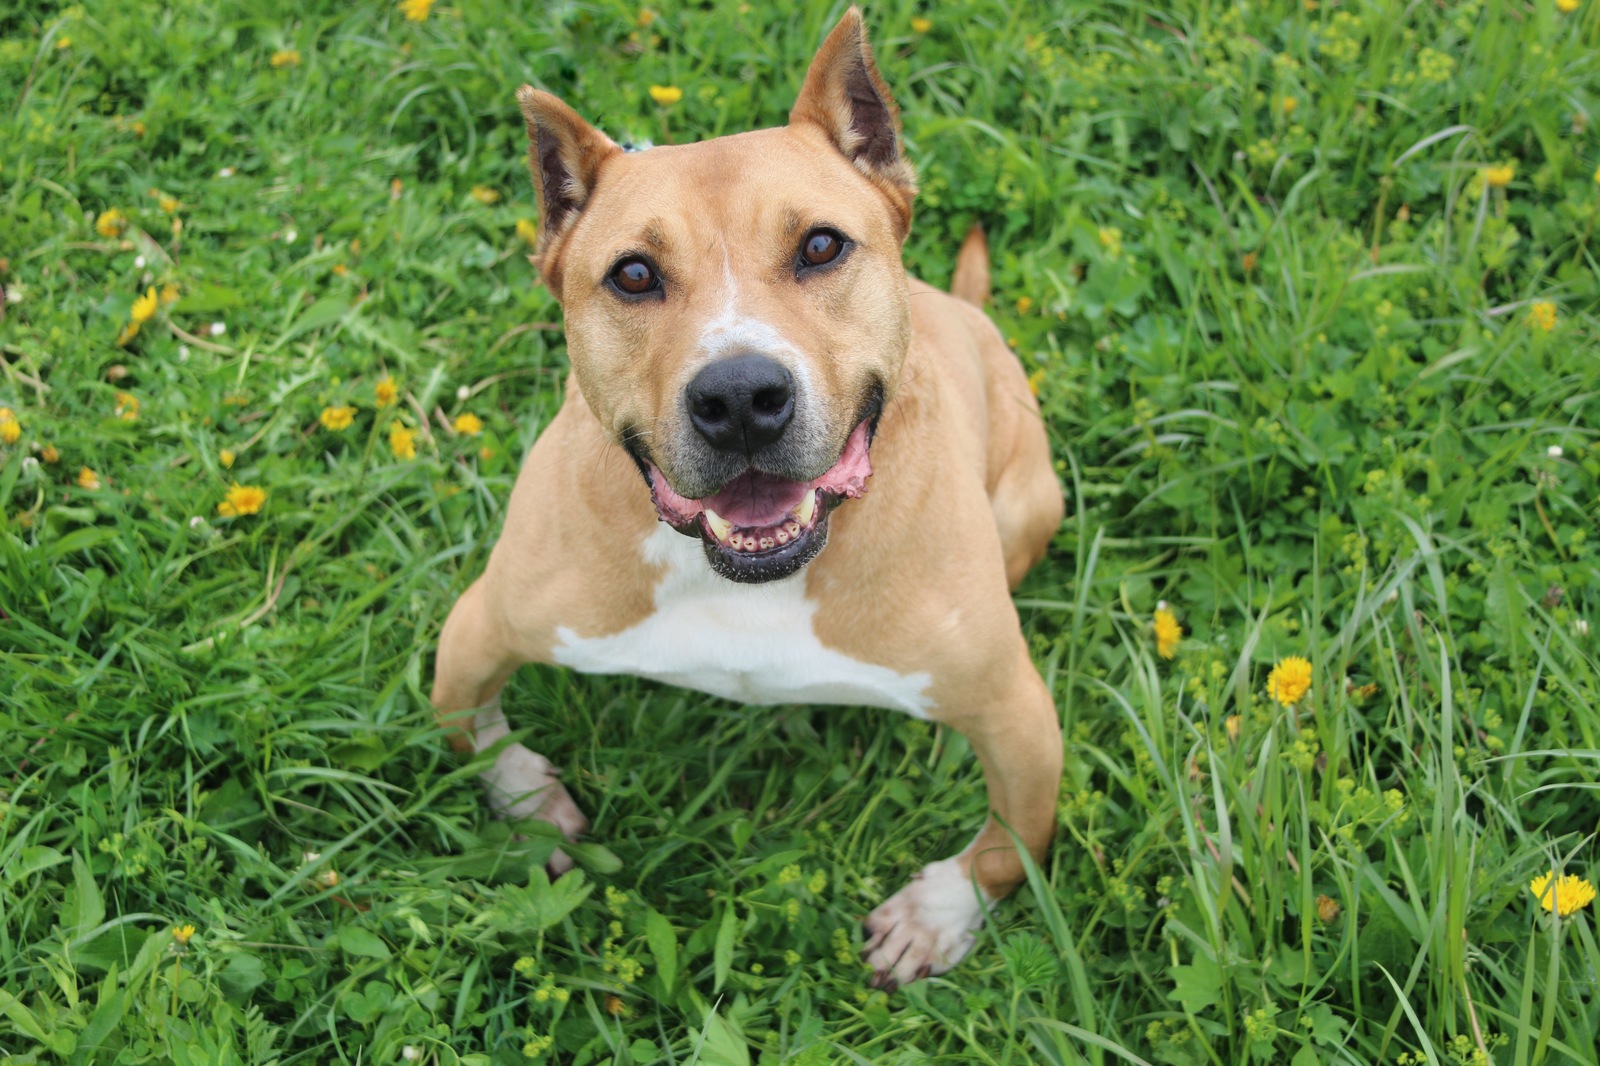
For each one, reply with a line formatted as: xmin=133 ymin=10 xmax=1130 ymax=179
xmin=433 ymin=576 xmax=590 ymax=874
xmin=862 ymin=646 xmax=1061 ymax=989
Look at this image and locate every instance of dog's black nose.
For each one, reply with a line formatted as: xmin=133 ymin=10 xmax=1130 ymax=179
xmin=687 ymin=353 xmax=795 ymax=453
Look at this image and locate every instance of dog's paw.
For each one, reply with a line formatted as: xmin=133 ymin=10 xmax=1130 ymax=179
xmin=862 ymin=858 xmax=988 ymax=990
xmin=479 ymin=742 xmax=590 ymax=875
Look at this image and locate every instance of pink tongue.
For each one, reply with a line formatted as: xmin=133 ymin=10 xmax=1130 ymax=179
xmin=649 ymin=421 xmax=874 ymax=529
xmin=705 ymin=471 xmax=808 ymax=527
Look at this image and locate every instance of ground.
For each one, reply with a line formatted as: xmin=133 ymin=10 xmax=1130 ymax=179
xmin=2 ymin=1 xmax=1599 ymax=1064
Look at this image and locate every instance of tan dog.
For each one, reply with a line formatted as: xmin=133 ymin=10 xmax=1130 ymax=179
xmin=432 ymin=8 xmax=1063 ymax=989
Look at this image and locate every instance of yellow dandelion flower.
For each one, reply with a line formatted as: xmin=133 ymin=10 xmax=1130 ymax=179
xmin=1483 ymin=163 xmax=1514 ymax=188
xmin=374 ymin=377 xmax=399 ymax=408
xmin=470 ymin=185 xmax=501 ymax=205
xmin=637 ymin=8 xmax=656 ymax=26
xmin=41 ymin=444 xmax=60 ymax=464
xmin=332 ymin=263 xmax=348 ymax=276
xmin=1224 ymin=715 xmax=1242 ymax=742
xmin=172 ymin=924 xmax=197 ymax=946
xmin=649 ymin=85 xmax=684 ymax=106
xmin=1027 ymin=366 xmax=1046 ymax=397
xmin=1315 ymin=895 xmax=1341 ymax=922
xmin=115 ymin=321 xmax=140 ymax=346
xmin=320 ymin=404 xmax=356 ymax=431
xmin=478 ymin=445 xmax=494 ymax=461
xmin=1530 ymin=871 xmax=1597 ymax=916
xmin=399 ymin=0 xmax=433 ymax=21
xmin=1281 ymin=96 xmax=1298 ymax=115
xmin=1267 ymin=655 xmax=1313 ymax=706
xmin=1556 ymin=0 xmax=1579 ymax=12
xmin=270 ymin=49 xmax=301 ymax=68
xmin=1528 ymin=300 xmax=1558 ymax=332
xmin=160 ymin=283 xmax=180 ymax=306
xmin=1154 ymin=607 xmax=1182 ymax=660
xmin=911 ymin=16 xmax=932 ymax=33
xmin=219 ymin=448 xmax=236 ymax=469
xmin=96 ymin=208 xmax=127 ymax=239
xmin=114 ymin=392 xmax=140 ymax=421
xmin=389 ymin=421 xmax=417 ymax=460
xmin=1015 ymin=295 xmax=1033 ymax=315
xmin=452 ymin=412 xmax=484 ymax=436
xmin=56 ymin=36 xmax=71 ymax=49
xmin=0 ymin=409 xmax=20 ymax=445
xmin=217 ymin=483 xmax=266 ymax=517
xmin=131 ymin=287 xmax=159 ymax=325
xmin=1593 ymin=163 xmax=1600 ymax=186
xmin=158 ymin=194 xmax=180 ymax=214
xmin=78 ymin=466 xmax=102 ymax=490
xmin=516 ymin=218 xmax=538 ymax=245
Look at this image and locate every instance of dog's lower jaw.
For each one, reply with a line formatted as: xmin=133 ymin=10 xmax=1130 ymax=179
xmin=862 ymin=857 xmax=992 ymax=990
xmin=473 ymin=706 xmax=590 ymax=875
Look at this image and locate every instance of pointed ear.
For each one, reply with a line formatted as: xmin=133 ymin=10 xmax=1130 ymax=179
xmin=515 ymin=85 xmax=621 ymax=295
xmin=788 ymin=8 xmax=916 ymax=235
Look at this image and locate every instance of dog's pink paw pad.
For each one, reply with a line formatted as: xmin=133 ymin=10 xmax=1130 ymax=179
xmin=480 ymin=742 xmax=590 ymax=872
xmin=861 ymin=858 xmax=987 ymax=989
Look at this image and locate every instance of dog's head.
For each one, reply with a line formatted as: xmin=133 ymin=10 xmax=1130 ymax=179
xmin=516 ymin=9 xmax=915 ymax=583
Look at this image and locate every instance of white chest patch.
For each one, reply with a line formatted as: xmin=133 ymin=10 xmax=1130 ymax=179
xmin=552 ymin=526 xmax=932 ymax=717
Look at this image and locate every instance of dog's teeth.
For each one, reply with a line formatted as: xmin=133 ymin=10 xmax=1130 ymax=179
xmin=785 ymin=521 xmax=801 ymax=538
xmin=794 ymin=489 xmax=818 ymax=527
xmin=704 ymin=509 xmax=733 ymax=544
xmin=776 ymin=529 xmax=790 ymax=545
xmin=759 ymin=536 xmax=775 ymax=551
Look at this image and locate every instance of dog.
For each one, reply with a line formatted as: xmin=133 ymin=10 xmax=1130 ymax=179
xmin=431 ymin=8 xmax=1064 ymax=989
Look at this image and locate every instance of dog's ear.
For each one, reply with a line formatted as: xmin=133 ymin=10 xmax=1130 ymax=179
xmin=789 ymin=7 xmax=916 ymax=235
xmin=516 ymin=86 xmax=621 ymax=296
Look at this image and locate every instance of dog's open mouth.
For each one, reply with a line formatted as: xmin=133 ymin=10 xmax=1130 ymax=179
xmin=647 ymin=420 xmax=873 ymax=583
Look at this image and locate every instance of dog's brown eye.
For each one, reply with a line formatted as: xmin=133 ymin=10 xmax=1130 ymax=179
xmin=611 ymin=257 xmax=658 ymax=295
xmin=800 ymin=229 xmax=844 ymax=267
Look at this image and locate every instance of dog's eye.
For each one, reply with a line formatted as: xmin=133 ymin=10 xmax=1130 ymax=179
xmin=610 ymin=257 xmax=659 ymax=296
xmin=799 ymin=228 xmax=846 ymax=269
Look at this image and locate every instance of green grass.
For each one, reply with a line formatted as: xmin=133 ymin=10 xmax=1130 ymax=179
xmin=3 ymin=0 xmax=1600 ymax=1063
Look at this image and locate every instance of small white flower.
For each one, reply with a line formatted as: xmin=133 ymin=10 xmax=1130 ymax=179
xmin=1577 ymin=619 xmax=1591 ymax=638
xmin=284 ymin=229 xmax=297 ymax=243
xmin=3 ymin=284 xmax=23 ymax=304
xmin=178 ymin=345 xmax=191 ymax=362
xmin=209 ymin=322 xmax=226 ymax=336
xmin=1547 ymin=445 xmax=1564 ymax=458
xmin=134 ymin=255 xmax=146 ymax=269
xmin=20 ymin=456 xmax=39 ymax=475
xmin=456 ymin=385 xmax=471 ymax=401
xmin=302 ymin=850 xmax=321 ymax=864
xmin=401 ymin=1047 xmax=421 ymax=1062
xmin=1385 ymin=588 xmax=1400 ymax=604
xmin=1156 ymin=599 xmax=1168 ymax=611
xmin=188 ymin=516 xmax=204 ymax=529
xmin=217 ymin=166 xmax=236 ymax=178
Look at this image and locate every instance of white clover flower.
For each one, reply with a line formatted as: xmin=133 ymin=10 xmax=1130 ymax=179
xmin=209 ymin=322 xmax=226 ymax=336
xmin=1547 ymin=445 xmax=1564 ymax=458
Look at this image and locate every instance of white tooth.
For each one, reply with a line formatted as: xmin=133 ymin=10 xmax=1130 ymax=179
xmin=794 ymin=489 xmax=817 ymax=527
xmin=704 ymin=509 xmax=733 ymax=543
